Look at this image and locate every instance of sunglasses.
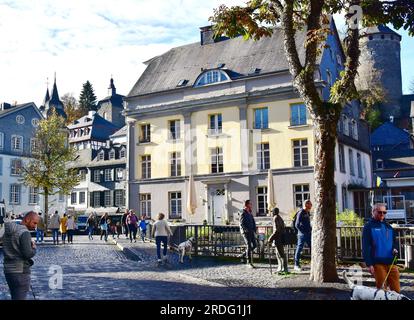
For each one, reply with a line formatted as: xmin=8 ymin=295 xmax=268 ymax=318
xmin=377 ymin=210 xmax=387 ymax=215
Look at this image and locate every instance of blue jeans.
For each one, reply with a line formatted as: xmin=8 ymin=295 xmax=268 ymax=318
xmin=140 ymin=229 xmax=146 ymax=241
xmin=5 ymin=273 xmax=31 ymax=300
xmin=36 ymin=230 xmax=44 ymax=242
xmin=294 ymin=232 xmax=311 ymax=267
xmin=156 ymin=236 xmax=168 ymax=259
xmin=88 ymin=226 xmax=94 ymax=239
xmin=52 ymin=229 xmax=59 ymax=244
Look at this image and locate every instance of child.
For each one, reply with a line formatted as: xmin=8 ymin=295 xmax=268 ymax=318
xmin=139 ymin=216 xmax=148 ymax=242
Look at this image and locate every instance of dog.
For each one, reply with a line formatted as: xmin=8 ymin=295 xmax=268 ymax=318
xmin=178 ymin=237 xmax=195 ymax=263
xmin=342 ymin=270 xmax=410 ymax=300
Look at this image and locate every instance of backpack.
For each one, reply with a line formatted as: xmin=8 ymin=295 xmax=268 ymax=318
xmin=292 ymin=210 xmax=300 ymax=234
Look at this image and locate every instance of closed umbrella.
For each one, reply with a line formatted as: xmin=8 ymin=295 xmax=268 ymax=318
xmin=187 ymin=174 xmax=197 ymax=223
xmin=267 ymin=169 xmax=276 ymax=214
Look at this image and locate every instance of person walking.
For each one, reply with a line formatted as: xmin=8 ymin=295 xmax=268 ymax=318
xmin=49 ymin=211 xmax=61 ymax=245
xmin=1 ymin=211 xmax=39 ymax=300
xmin=239 ymin=200 xmax=257 ymax=268
xmin=139 ymin=215 xmax=148 ymax=242
xmin=86 ymin=213 xmax=95 ymax=240
xmin=99 ymin=213 xmax=109 ymax=241
xmin=116 ymin=221 xmax=122 ymax=239
xmin=66 ymin=215 xmax=76 ymax=244
xmin=362 ymin=203 xmax=400 ymax=292
xmin=127 ymin=210 xmax=139 ymax=243
xmin=60 ymin=213 xmax=68 ymax=244
xmin=151 ymin=213 xmax=173 ymax=264
xmin=268 ymin=207 xmax=289 ymax=274
xmin=294 ymin=199 xmax=312 ymax=271
xmin=36 ymin=212 xmax=45 ymax=243
xmin=121 ymin=209 xmax=129 ymax=238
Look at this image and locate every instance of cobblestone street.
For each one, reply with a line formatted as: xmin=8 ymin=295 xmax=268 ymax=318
xmin=0 ymin=235 xmax=413 ymax=300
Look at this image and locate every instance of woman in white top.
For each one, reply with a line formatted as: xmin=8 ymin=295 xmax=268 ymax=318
xmin=151 ymin=213 xmax=173 ymax=263
xmin=66 ymin=215 xmax=76 ymax=244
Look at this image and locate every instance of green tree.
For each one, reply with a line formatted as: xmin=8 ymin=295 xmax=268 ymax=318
xmin=79 ymin=81 xmax=97 ymax=114
xmin=62 ymin=93 xmax=83 ymax=125
xmin=22 ymin=112 xmax=80 ymax=226
xmin=211 ymin=0 xmax=414 ymax=282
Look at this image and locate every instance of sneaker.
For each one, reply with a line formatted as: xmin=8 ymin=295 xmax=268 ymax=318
xmin=157 ymin=259 xmax=162 ymax=264
xmin=294 ymin=265 xmax=302 ymax=272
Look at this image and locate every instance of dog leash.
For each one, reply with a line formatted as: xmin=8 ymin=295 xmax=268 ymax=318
xmin=381 ymin=255 xmax=398 ymax=290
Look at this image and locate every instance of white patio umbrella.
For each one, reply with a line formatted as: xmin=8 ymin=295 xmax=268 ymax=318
xmin=267 ymin=169 xmax=276 ymax=214
xmin=187 ymin=173 xmax=197 ymax=223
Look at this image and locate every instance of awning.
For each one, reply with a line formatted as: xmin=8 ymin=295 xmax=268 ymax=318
xmin=85 ymin=207 xmax=121 ymax=214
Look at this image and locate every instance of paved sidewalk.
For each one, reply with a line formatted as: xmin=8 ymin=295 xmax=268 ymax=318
xmin=112 ymin=236 xmax=414 ymax=300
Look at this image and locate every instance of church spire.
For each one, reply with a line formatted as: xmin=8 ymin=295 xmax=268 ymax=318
xmin=108 ymin=76 xmax=116 ymax=96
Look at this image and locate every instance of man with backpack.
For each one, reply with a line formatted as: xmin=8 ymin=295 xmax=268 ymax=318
xmin=294 ymin=199 xmax=312 ymax=271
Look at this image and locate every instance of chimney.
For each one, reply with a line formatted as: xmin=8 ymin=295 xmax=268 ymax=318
xmin=200 ymin=26 xmax=215 ymax=45
xmin=0 ymin=102 xmax=11 ymax=111
xmin=88 ymin=110 xmax=96 ymax=118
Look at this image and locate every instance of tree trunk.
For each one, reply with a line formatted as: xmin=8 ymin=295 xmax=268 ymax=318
xmin=309 ymin=103 xmax=341 ymax=282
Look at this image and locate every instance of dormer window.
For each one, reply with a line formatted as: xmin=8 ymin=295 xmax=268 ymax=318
xmin=194 ymin=70 xmax=229 ymax=87
xmin=120 ymin=148 xmax=126 ymax=158
xmin=98 ymin=151 xmax=105 ymax=161
xmin=109 ymin=149 xmax=115 ymax=160
xmin=376 ymin=159 xmax=384 ymax=169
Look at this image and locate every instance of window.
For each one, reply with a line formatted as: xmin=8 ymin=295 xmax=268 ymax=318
xmin=194 ymin=70 xmax=229 ymax=86
xmin=352 ymin=120 xmax=358 ymax=140
xmin=343 ymin=116 xmax=349 ymax=136
xmin=11 ymin=135 xmax=23 ymax=152
xmin=326 ymin=69 xmax=332 ymax=86
xmin=93 ymin=192 xmax=101 ymax=207
xmin=293 ymin=139 xmax=309 ymax=167
xmin=98 ymin=151 xmax=104 ymax=161
xmin=115 ymin=190 xmax=125 ymax=207
xmin=0 ymin=183 xmax=2 ymax=202
xmin=59 ymin=192 xmax=65 ymax=202
xmin=94 ymin=170 xmax=101 ymax=182
xmin=0 ymin=132 xmax=4 ymax=150
xmin=31 ymin=118 xmax=39 ymax=127
xmin=0 ymin=157 xmax=2 ymax=176
xmin=209 ymin=114 xmax=222 ymax=135
xmin=11 ymin=159 xmax=22 ymax=176
xmin=290 ymin=103 xmax=307 ymax=126
xmin=139 ymin=124 xmax=151 ymax=143
xmin=211 ymin=147 xmax=223 ymax=173
xmin=293 ymin=184 xmax=310 ymax=208
xmin=71 ymin=192 xmax=77 ymax=205
xmin=169 ymin=192 xmax=182 ymax=219
xmin=357 ymin=153 xmax=363 ymax=178
xmin=116 ymin=168 xmax=125 ymax=180
xmin=16 ymin=115 xmax=25 ymax=124
xmin=104 ymin=190 xmax=112 ymax=207
xmin=79 ymin=192 xmax=86 ymax=204
xmin=141 ymin=155 xmax=151 ymax=179
xmin=105 ymin=169 xmax=113 ymax=181
xmin=140 ymin=194 xmax=151 ymax=218
xmin=342 ymin=186 xmax=348 ymax=211
xmin=30 ymin=138 xmax=39 ymax=154
xmin=120 ymin=148 xmax=126 ymax=158
xmin=169 ymin=120 xmax=181 ymax=140
xmin=349 ymin=119 xmax=354 ymax=138
xmin=109 ymin=150 xmax=115 ymax=160
xmin=376 ymin=159 xmax=384 ymax=169
xmin=79 ymin=170 xmax=87 ymax=181
xmin=170 ymin=152 xmax=181 ymax=177
xmin=257 ymin=143 xmax=270 ymax=170
xmin=349 ymin=149 xmax=355 ymax=176
xmin=257 ymin=186 xmax=268 ymax=216
xmin=339 ymin=144 xmax=346 ymax=173
xmin=9 ymin=184 xmax=21 ymax=204
xmin=29 ymin=187 xmax=39 ymax=205
xmin=254 ymin=108 xmax=268 ymax=129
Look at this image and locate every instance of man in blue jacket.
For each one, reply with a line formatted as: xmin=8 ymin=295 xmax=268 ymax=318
xmin=239 ymin=200 xmax=257 ymax=268
xmin=294 ymin=199 xmax=312 ymax=271
xmin=362 ymin=203 xmax=400 ymax=292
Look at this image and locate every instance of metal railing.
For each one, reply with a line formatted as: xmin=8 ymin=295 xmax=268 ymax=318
xmin=146 ymin=224 xmax=414 ymax=263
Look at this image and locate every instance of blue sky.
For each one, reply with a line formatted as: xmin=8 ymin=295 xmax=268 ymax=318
xmin=0 ymin=0 xmax=413 ymax=107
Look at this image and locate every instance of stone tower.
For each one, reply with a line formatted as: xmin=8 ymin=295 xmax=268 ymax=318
xmin=357 ymin=25 xmax=402 ymax=120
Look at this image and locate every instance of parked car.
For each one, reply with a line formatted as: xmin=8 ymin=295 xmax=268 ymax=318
xmin=76 ymin=215 xmax=89 ymax=234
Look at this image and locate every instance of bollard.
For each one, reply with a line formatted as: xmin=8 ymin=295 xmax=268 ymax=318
xmin=405 ymin=244 xmax=414 ymax=270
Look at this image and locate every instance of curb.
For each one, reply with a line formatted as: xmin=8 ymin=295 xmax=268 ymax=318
xmin=111 ymin=239 xmax=142 ymax=261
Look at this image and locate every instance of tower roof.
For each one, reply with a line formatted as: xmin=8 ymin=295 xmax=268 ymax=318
xmin=361 ymin=25 xmax=401 ymax=39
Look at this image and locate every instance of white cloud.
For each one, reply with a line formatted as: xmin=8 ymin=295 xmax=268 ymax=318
xmin=0 ymin=0 xmax=244 ymax=106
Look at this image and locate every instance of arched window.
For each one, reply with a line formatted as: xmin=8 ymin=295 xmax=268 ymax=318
xmin=194 ymin=70 xmax=230 ymax=87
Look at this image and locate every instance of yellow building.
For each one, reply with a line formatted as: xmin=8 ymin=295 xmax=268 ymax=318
xmin=124 ymin=21 xmax=372 ymax=224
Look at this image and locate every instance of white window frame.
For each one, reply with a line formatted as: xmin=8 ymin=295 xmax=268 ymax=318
xmin=169 ymin=191 xmax=182 ymax=219
xmin=352 ymin=120 xmax=358 ymax=140
xmin=29 ymin=187 xmax=39 ymax=205
xmin=339 ymin=144 xmax=346 ymax=173
xmin=31 ymin=118 xmax=39 ymax=128
xmin=169 ymin=120 xmax=181 ymax=140
xmin=10 ymin=159 xmax=22 ymax=176
xmin=141 ymin=155 xmax=151 ymax=179
xmin=292 ymin=139 xmax=309 ymax=167
xmin=293 ymin=184 xmax=310 ymax=209
xmin=257 ymin=143 xmax=270 ymax=170
xmin=104 ymin=190 xmax=112 ymax=207
xmin=11 ymin=135 xmax=23 ymax=152
xmin=208 ymin=114 xmax=222 ymax=135
xmin=10 ymin=184 xmax=21 ymax=204
xmin=115 ymin=190 xmax=125 ymax=207
xmin=120 ymin=148 xmax=126 ymax=158
xmin=116 ymin=168 xmax=124 ymax=181
xmin=79 ymin=191 xmax=86 ymax=204
xmin=343 ymin=116 xmax=349 ymax=136
xmin=194 ymin=70 xmax=229 ymax=87
xmin=357 ymin=153 xmax=363 ymax=178
xmin=104 ymin=169 xmax=113 ymax=181
xmin=349 ymin=149 xmax=355 ymax=176
xmin=257 ymin=186 xmax=268 ymax=216
xmin=109 ymin=150 xmax=115 ymax=160
xmin=30 ymin=138 xmax=39 ymax=154
xmin=16 ymin=115 xmax=25 ymax=125
xmin=94 ymin=170 xmax=101 ymax=182
xmin=140 ymin=124 xmax=151 ymax=143
xmin=98 ymin=151 xmax=105 ymax=161
xmin=79 ymin=169 xmax=87 ymax=181
xmin=71 ymin=192 xmax=77 ymax=205
xmin=0 ymin=132 xmax=4 ymax=150
xmin=140 ymin=193 xmax=151 ymax=218
xmin=211 ymin=147 xmax=223 ymax=173
xmin=93 ymin=192 xmax=101 ymax=207
xmin=170 ymin=152 xmax=181 ymax=177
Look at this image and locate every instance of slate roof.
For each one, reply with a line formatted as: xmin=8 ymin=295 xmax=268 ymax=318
xmin=110 ymin=125 xmax=127 ymax=138
xmin=127 ymin=27 xmax=311 ymax=97
xmin=371 ymin=122 xmax=411 ymax=147
xmin=373 ymin=149 xmax=414 ymax=169
xmin=0 ymin=102 xmax=42 ymax=119
xmin=361 ymin=25 xmax=401 ymax=38
xmin=68 ymin=113 xmax=121 ymax=142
